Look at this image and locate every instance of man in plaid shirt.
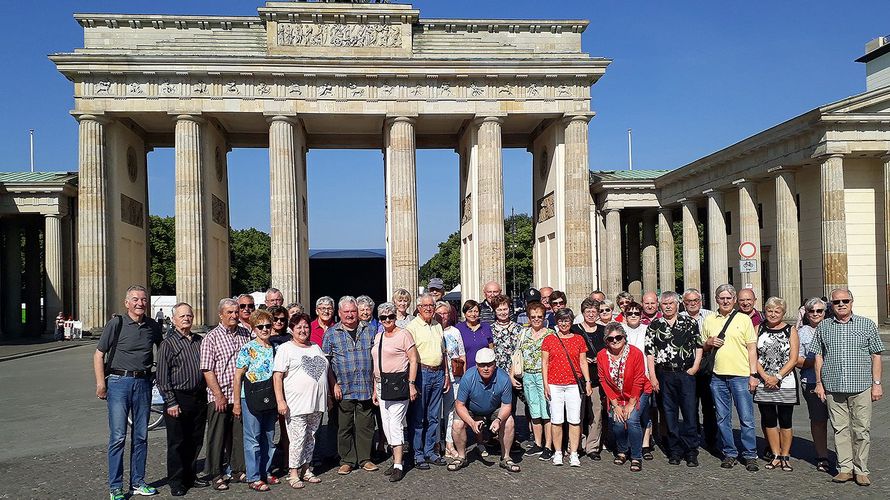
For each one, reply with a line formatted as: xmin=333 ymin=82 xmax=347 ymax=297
xmin=201 ymin=298 xmax=250 ymax=489
xmin=813 ymin=288 xmax=884 ymax=487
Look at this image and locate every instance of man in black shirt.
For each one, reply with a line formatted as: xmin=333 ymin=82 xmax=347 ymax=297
xmin=157 ymin=302 xmax=208 ymax=496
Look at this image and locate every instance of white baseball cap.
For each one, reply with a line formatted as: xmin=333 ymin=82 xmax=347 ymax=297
xmin=475 ymin=347 xmax=496 ymax=364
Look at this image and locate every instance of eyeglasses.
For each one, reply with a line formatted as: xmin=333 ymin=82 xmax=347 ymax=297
xmin=255 ymin=324 xmax=273 ymax=331
xmin=831 ymin=299 xmax=851 ymax=305
xmin=380 ymin=314 xmax=397 ymax=321
xmin=551 ymin=300 xmax=565 ymax=306
xmin=683 ymin=298 xmax=701 ymax=303
xmin=239 ymin=303 xmax=256 ymax=310
xmin=606 ymin=335 xmax=625 ymax=343
xmin=625 ymin=311 xmax=641 ymax=317
xmin=529 ymin=315 xmax=544 ymax=320
xmin=808 ymin=309 xmax=825 ymax=314
xmin=419 ymin=304 xmax=435 ymax=309
xmin=273 ymin=317 xmax=287 ymax=323
xmin=716 ymin=296 xmax=734 ymax=301
xmin=618 ymin=301 xmax=630 ymax=306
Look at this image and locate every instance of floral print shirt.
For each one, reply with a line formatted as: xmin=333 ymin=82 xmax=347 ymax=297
xmin=516 ymin=327 xmax=554 ymax=373
xmin=644 ymin=315 xmax=702 ymax=370
xmin=491 ymin=321 xmax=521 ymax=373
xmin=235 ymin=339 xmax=275 ymax=394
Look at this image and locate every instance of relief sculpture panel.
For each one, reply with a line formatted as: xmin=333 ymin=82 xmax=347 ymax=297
xmin=277 ymin=23 xmax=402 ymax=48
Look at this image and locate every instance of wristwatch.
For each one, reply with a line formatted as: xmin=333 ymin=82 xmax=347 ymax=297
xmin=408 ymin=380 xmax=417 ymax=385
xmin=874 ymin=380 xmax=882 ymax=386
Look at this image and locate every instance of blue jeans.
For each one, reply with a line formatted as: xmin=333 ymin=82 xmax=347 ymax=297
xmin=106 ymin=374 xmax=151 ymax=491
xmin=610 ymin=393 xmax=650 ymax=460
xmin=410 ymin=367 xmax=444 ymax=463
xmin=710 ymin=375 xmax=757 ymax=460
xmin=657 ymin=370 xmax=700 ymax=458
xmin=241 ymin=399 xmax=277 ymax=482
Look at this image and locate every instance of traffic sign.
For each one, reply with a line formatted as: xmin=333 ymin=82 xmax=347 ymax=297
xmin=739 ymin=241 xmax=757 ymax=259
xmin=739 ymin=259 xmax=757 ymax=273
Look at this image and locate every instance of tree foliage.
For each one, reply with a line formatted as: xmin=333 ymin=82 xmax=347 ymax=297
xmin=420 ymin=213 xmax=533 ymax=298
xmin=148 ymin=215 xmax=176 ymax=295
xmin=230 ymin=227 xmax=271 ymax=294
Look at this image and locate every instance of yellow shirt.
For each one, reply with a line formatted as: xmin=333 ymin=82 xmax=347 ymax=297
xmin=406 ymin=316 xmax=445 ymax=367
xmin=701 ymin=311 xmax=756 ymax=377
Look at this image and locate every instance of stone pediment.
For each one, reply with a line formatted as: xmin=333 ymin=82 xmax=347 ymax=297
xmin=820 ymin=84 xmax=890 ymax=114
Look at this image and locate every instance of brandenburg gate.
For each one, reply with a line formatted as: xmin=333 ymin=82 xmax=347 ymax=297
xmin=52 ymin=1 xmax=609 ymax=332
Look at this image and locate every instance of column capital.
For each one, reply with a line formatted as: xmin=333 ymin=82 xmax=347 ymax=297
xmin=170 ymin=112 xmax=205 ymax=124
xmin=658 ymin=206 xmax=673 ymax=215
xmin=71 ymin=112 xmax=110 ymax=124
xmin=678 ymin=197 xmax=699 ymax=208
xmin=702 ymin=187 xmax=724 ymax=198
xmin=384 ymin=115 xmax=417 ymax=126
xmin=881 ymin=152 xmax=890 ymax=163
xmin=731 ymin=178 xmax=758 ymax=190
xmin=562 ymin=112 xmax=595 ymax=124
xmin=812 ymin=151 xmax=846 ymax=162
xmin=767 ymin=165 xmax=799 ymax=175
xmin=473 ymin=114 xmax=505 ymax=126
xmin=265 ymin=114 xmax=298 ymax=125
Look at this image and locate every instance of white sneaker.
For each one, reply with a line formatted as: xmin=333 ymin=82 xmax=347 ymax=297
xmin=569 ymin=453 xmax=581 ymax=467
xmin=552 ymin=453 xmax=564 ymax=466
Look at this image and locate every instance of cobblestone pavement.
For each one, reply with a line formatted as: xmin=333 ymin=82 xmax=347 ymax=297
xmin=0 ymin=347 xmax=887 ymax=499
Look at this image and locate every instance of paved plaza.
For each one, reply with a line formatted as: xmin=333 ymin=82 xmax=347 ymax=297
xmin=0 ymin=345 xmax=887 ymax=499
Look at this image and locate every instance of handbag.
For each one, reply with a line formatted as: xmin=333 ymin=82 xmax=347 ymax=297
xmin=378 ymin=332 xmax=410 ymax=401
xmin=451 ymin=357 xmax=466 ymax=378
xmin=244 ymin=378 xmax=276 ymax=413
xmin=554 ymin=334 xmax=586 ymax=395
xmin=698 ymin=310 xmax=738 ymax=376
xmin=511 ymin=328 xmax=529 ymax=379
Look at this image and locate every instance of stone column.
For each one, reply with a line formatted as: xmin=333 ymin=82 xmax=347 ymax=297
xmin=705 ymin=189 xmax=728 ymax=308
xmin=76 ymin=114 xmax=110 ymax=333
xmin=44 ymin=215 xmax=64 ymax=334
xmin=658 ymin=208 xmax=675 ymax=293
xmin=736 ymin=180 xmax=763 ymax=309
xmin=476 ymin=116 xmax=506 ymax=288
xmin=269 ymin=116 xmax=305 ymax=305
xmin=774 ymin=169 xmax=801 ymax=317
xmin=883 ymin=155 xmax=890 ymax=317
xmin=604 ymin=209 xmax=623 ymax=299
xmin=563 ymin=115 xmax=595 ymax=307
xmin=2 ymin=220 xmax=22 ymax=337
xmin=820 ymin=154 xmax=847 ymax=296
xmin=681 ymin=200 xmax=701 ymax=293
xmin=626 ymin=217 xmax=642 ymax=299
xmin=174 ymin=115 xmax=207 ymax=327
xmin=642 ymin=213 xmax=658 ymax=294
xmin=23 ymin=224 xmax=42 ymax=335
xmin=384 ymin=116 xmax=419 ymax=297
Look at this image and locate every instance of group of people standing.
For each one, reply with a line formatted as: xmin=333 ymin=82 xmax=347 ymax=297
xmin=94 ymin=279 xmax=884 ymax=499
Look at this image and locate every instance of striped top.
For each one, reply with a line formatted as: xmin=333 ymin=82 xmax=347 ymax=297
xmin=156 ymin=330 xmax=205 ymax=408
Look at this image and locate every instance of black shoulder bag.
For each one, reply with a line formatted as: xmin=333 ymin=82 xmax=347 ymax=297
xmin=698 ymin=310 xmax=738 ymax=376
xmin=554 ymin=335 xmax=586 ymax=395
xmin=103 ymin=314 xmax=125 ymax=376
xmin=244 ymin=345 xmax=277 ymax=413
xmin=378 ymin=332 xmax=409 ymax=401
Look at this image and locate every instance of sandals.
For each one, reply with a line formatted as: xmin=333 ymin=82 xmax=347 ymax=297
xmin=302 ymin=469 xmax=322 ymax=484
xmin=780 ymin=456 xmax=794 ymax=472
xmin=248 ymin=480 xmax=270 ymax=492
xmin=499 ymin=459 xmax=521 ymax=473
xmin=286 ymin=475 xmax=305 ymax=489
xmin=265 ymin=475 xmax=281 ymax=485
xmin=212 ymin=476 xmax=229 ymax=491
xmin=816 ymin=458 xmax=830 ymax=473
xmin=447 ymin=457 xmax=468 ymax=471
xmin=642 ymin=447 xmax=654 ymax=461
xmin=765 ymin=457 xmax=782 ymax=470
xmin=613 ymin=454 xmax=628 ymax=465
xmin=630 ymin=459 xmax=642 ymax=472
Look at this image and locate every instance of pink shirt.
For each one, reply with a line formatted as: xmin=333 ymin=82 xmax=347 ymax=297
xmin=371 ymin=328 xmax=415 ymax=380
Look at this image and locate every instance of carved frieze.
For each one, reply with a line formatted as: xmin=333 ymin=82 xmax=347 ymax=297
xmin=537 ymin=191 xmax=555 ymax=223
xmin=461 ymin=193 xmax=472 ymax=226
xmin=276 ymin=23 xmax=402 ymax=48
xmin=120 ymin=193 xmax=144 ymax=228
xmin=211 ymin=194 xmax=227 ymax=227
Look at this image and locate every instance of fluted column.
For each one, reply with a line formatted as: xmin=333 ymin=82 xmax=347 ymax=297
xmin=774 ymin=169 xmax=801 ymax=316
xmin=658 ymin=208 xmax=675 ymax=293
xmin=736 ymin=180 xmax=762 ymax=309
xmin=476 ymin=116 xmax=506 ymax=288
xmin=820 ymin=154 xmax=847 ymax=297
xmin=269 ymin=116 xmax=304 ymax=305
xmin=604 ymin=209 xmax=623 ymax=299
xmin=384 ymin=116 xmax=419 ymax=297
xmin=681 ymin=200 xmax=701 ymax=292
xmin=642 ymin=213 xmax=658 ymax=293
xmin=626 ymin=217 xmax=642 ymax=299
xmin=2 ymin=220 xmax=22 ymax=337
xmin=705 ymin=189 xmax=728 ymax=308
xmin=883 ymin=155 xmax=890 ymax=318
xmin=174 ymin=114 xmax=207 ymax=327
xmin=563 ymin=115 xmax=595 ymax=308
xmin=44 ymin=215 xmax=64 ymax=333
xmin=76 ymin=114 xmax=109 ymax=333
xmin=24 ymin=224 xmax=42 ymax=335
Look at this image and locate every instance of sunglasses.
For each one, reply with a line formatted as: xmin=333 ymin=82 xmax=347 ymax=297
xmin=606 ymin=335 xmax=625 ymax=343
xmin=808 ymin=308 xmax=825 ymax=314
xmin=831 ymin=299 xmax=851 ymax=305
xmin=255 ymin=324 xmax=273 ymax=331
xmin=599 ymin=308 xmax=612 ymax=313
xmin=551 ymin=300 xmax=565 ymax=306
xmin=529 ymin=315 xmax=544 ymax=320
xmin=239 ymin=303 xmax=256 ymax=310
xmin=625 ymin=311 xmax=641 ymax=317
xmin=380 ymin=314 xmax=397 ymax=321
xmin=273 ymin=317 xmax=287 ymax=323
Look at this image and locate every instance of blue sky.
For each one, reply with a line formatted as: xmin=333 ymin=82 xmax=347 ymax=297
xmin=2 ymin=1 xmax=888 ymax=261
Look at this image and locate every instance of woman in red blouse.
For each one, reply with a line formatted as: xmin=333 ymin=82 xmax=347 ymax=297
xmin=597 ymin=322 xmax=652 ymax=472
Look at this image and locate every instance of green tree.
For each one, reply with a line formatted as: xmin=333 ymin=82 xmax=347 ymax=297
xmin=148 ymin=215 xmax=176 ymax=295
xmin=419 ymin=213 xmax=533 ymax=299
xmin=229 ymin=227 xmax=271 ymax=294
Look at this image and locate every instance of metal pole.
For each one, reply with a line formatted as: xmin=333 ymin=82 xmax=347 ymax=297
xmin=511 ymin=207 xmax=517 ymax=299
xmin=29 ymin=129 xmax=35 ymax=173
xmin=627 ymin=128 xmax=633 ymax=171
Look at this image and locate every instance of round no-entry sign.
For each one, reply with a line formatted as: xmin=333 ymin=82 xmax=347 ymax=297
xmin=739 ymin=241 xmax=757 ymax=259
